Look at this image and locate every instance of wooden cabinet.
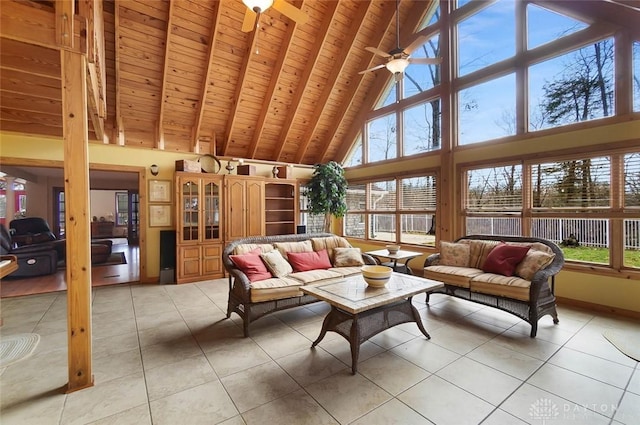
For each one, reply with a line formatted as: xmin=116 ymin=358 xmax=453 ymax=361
xmin=225 ymin=176 xmax=265 ymax=241
xmin=265 ymin=181 xmax=297 ymax=236
xmin=91 ymin=221 xmax=114 ymax=238
xmin=175 ymin=173 xmax=224 ymax=283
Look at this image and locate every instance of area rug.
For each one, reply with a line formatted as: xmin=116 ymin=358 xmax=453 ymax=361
xmin=97 ymin=252 xmax=127 ymax=266
xmin=603 ymin=329 xmax=640 ymax=362
xmin=58 ymin=252 xmax=127 ymax=268
xmin=0 ymin=333 xmax=40 ymax=368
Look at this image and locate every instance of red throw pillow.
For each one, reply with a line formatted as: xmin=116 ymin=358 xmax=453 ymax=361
xmin=230 ymin=251 xmax=272 ymax=282
xmin=287 ymin=249 xmax=332 ymax=272
xmin=482 ymin=243 xmax=530 ymax=277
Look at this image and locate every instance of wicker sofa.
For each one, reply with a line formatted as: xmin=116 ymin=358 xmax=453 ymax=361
xmin=422 ymin=235 xmax=564 ymax=337
xmin=223 ymin=233 xmax=377 ymax=336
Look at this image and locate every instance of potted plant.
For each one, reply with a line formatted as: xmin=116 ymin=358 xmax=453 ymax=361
xmin=305 ymin=161 xmax=348 ymax=233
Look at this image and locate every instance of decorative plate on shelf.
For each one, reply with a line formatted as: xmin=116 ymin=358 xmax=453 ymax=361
xmin=198 ymin=154 xmax=221 ymax=174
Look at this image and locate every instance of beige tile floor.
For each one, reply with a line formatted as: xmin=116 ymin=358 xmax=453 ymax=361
xmin=1 ymin=278 xmax=639 ymax=425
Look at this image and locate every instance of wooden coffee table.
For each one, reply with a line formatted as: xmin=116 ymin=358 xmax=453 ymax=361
xmin=301 ymin=273 xmax=443 ymax=374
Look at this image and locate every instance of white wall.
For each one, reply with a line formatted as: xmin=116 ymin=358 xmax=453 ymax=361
xmin=90 ymin=190 xmax=119 ymax=222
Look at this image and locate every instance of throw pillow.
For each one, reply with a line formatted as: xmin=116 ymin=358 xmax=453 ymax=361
xmin=482 ymin=243 xmax=530 ymax=277
xmin=310 ymin=236 xmax=351 ymax=259
xmin=469 ymin=240 xmax=501 ymax=269
xmin=515 ymin=250 xmax=556 ymax=280
xmin=287 ymin=249 xmax=332 ymax=272
xmin=274 ymin=240 xmax=313 ymax=259
xmin=333 ymin=247 xmax=365 ymax=267
xmin=260 ymin=250 xmax=293 ymax=277
xmin=439 ymin=241 xmax=470 ymax=267
xmin=229 ymin=251 xmax=271 ymax=282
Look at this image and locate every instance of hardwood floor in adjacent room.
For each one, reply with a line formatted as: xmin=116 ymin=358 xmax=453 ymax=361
xmin=0 ymin=242 xmax=140 ymax=298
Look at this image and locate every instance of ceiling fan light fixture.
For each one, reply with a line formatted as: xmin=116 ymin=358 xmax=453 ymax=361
xmin=386 ymin=57 xmax=410 ymax=74
xmin=242 ymin=0 xmax=274 ymax=13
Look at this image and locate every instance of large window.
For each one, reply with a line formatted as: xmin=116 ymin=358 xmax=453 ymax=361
xmin=345 ymin=1 xmax=636 ymax=167
xmin=344 ymin=174 xmax=437 ymax=247
xmin=463 ymin=151 xmax=640 ymax=269
xmin=458 ymin=73 xmax=516 ymax=145
xmin=457 ymin=0 xmax=515 ymax=76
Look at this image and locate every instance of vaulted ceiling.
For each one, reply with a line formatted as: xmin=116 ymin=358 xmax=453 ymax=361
xmin=0 ymin=0 xmax=438 ymax=165
xmin=1 ymin=0 xmax=638 ymax=166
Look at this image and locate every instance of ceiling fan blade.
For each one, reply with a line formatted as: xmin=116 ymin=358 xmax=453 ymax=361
xmin=410 ymin=57 xmax=442 ymax=65
xmin=273 ymin=0 xmax=309 ymax=25
xmin=358 ymin=64 xmax=387 ymax=75
xmin=242 ymin=8 xmax=257 ymax=32
xmin=404 ymin=35 xmax=429 ymax=54
xmin=365 ymin=46 xmax=391 ymax=58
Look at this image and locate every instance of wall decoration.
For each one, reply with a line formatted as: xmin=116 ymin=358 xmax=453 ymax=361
xmin=149 ymin=180 xmax=171 ymax=203
xmin=149 ymin=205 xmax=172 ymax=227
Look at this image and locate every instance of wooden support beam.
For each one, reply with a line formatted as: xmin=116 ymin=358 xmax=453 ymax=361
xmin=157 ymin=0 xmax=176 ymax=150
xmin=247 ymin=0 xmax=305 ymax=159
xmin=193 ymin=0 xmax=223 ymax=152
xmin=272 ymin=1 xmax=340 ymax=162
xmin=1 ymin=0 xmax=86 ymax=53
xmin=295 ymin=0 xmax=371 ymax=163
xmin=61 ymin=48 xmax=93 ymax=393
xmin=114 ymin=0 xmax=123 ymax=145
xmin=221 ymin=0 xmax=260 ymax=156
xmin=329 ymin=0 xmax=399 ymax=162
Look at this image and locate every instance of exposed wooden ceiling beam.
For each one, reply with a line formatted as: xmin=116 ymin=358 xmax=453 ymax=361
xmin=295 ymin=0 xmax=372 ymax=164
xmin=247 ymin=0 xmax=305 ymax=159
xmin=156 ymin=0 xmax=176 ymax=150
xmin=333 ymin=0 xmax=429 ymax=162
xmin=114 ymin=0 xmax=124 ymax=146
xmin=272 ymin=0 xmax=340 ymax=162
xmin=220 ymin=0 xmax=260 ymax=156
xmin=193 ymin=0 xmax=223 ymax=153
xmin=322 ymin=0 xmax=398 ymax=162
xmin=0 ymin=1 xmax=86 ymax=53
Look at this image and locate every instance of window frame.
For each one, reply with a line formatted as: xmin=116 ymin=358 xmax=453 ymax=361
xmin=460 ymin=147 xmax=640 ymax=273
xmin=344 ymin=171 xmax=439 ymax=247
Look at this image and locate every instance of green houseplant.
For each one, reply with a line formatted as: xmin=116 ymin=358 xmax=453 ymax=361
xmin=305 ymin=161 xmax=348 ymax=232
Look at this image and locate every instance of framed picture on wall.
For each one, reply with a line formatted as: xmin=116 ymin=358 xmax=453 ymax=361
xmin=149 ymin=180 xmax=171 ymax=203
xmin=149 ymin=205 xmax=172 ymax=227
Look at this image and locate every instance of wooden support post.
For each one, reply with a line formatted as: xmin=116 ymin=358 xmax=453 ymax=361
xmin=61 ymin=49 xmax=94 ymax=392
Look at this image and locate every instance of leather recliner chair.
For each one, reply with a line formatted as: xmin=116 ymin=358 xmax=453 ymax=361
xmin=0 ymin=225 xmax=58 ymax=277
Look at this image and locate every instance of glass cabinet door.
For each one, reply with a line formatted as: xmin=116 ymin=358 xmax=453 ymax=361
xmin=203 ymin=180 xmax=221 ymax=241
xmin=181 ymin=179 xmax=199 ymax=241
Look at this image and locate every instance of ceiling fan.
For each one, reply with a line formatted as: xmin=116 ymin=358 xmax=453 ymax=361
xmin=241 ymin=0 xmax=309 ymax=32
xmin=359 ymin=0 xmax=441 ymax=80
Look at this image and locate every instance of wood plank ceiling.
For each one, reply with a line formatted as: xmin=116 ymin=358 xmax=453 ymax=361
xmin=0 ymin=0 xmax=434 ymax=165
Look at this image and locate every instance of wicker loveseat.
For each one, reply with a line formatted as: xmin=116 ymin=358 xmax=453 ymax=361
xmin=223 ymin=233 xmax=377 ymax=336
xmin=422 ymin=235 xmax=564 ymax=337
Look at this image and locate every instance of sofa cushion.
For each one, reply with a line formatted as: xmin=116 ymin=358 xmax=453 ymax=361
xmin=469 ymin=240 xmax=501 ymax=269
xmin=250 ymin=277 xmax=304 ymax=302
xmin=333 ymin=247 xmax=365 ymax=267
xmin=288 ymin=269 xmax=343 ymax=285
xmin=233 ymin=243 xmax=275 ymax=255
xmin=515 ymin=250 xmax=556 ymax=280
xmin=287 ymin=249 xmax=332 ymax=272
xmin=328 ymin=266 xmax=363 ymax=277
xmin=440 ymin=241 xmax=471 ymax=267
xmin=230 ymin=251 xmax=272 ymax=283
xmin=470 ymin=273 xmax=531 ymax=301
xmin=274 ymin=240 xmax=313 ymax=259
xmin=310 ymin=236 xmax=351 ymax=260
xmin=482 ymin=243 xmax=530 ymax=277
xmin=508 ymin=241 xmax=554 ymax=255
xmin=424 ymin=265 xmax=483 ymax=288
xmin=260 ymin=250 xmax=293 ymax=277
